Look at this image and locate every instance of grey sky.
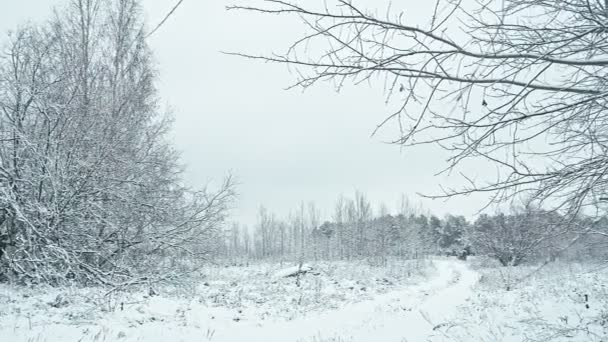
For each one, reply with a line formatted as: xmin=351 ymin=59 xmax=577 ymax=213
xmin=1 ymin=0 xmax=494 ymax=225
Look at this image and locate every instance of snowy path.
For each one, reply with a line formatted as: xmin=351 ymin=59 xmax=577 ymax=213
xmin=208 ymin=260 xmax=479 ymax=342
xmin=1 ymin=260 xmax=479 ymax=342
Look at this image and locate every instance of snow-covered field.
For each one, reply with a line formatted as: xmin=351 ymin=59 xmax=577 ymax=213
xmin=0 ymin=259 xmax=434 ymax=341
xmin=1 ymin=258 xmax=606 ymax=342
xmin=438 ymin=257 xmax=608 ymax=342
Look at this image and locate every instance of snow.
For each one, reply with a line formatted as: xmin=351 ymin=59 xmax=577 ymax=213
xmin=1 ymin=258 xmax=604 ymax=341
xmin=198 ymin=260 xmax=477 ymax=342
xmin=433 ymin=257 xmax=608 ymax=342
xmin=0 ymin=259 xmax=437 ymax=341
xmin=272 ymin=264 xmax=313 ymax=278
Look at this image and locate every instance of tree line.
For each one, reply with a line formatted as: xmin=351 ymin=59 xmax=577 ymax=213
xmin=229 ymin=0 xmax=608 ymax=265
xmin=224 ymin=193 xmax=434 ymax=265
xmin=222 ymin=195 xmax=607 ymax=267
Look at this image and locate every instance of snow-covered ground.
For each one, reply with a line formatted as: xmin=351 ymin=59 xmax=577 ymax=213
xmin=0 ymin=259 xmax=437 ymax=341
xmin=196 ymin=260 xmax=477 ymax=342
xmin=437 ymin=257 xmax=608 ymax=342
xmin=1 ymin=258 xmax=605 ymax=341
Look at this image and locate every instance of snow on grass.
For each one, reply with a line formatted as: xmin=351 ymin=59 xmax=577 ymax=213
xmin=256 ymin=259 xmax=480 ymax=342
xmin=190 ymin=258 xmax=434 ymax=320
xmin=6 ymin=258 xmax=602 ymax=342
xmin=272 ymin=264 xmax=313 ymax=279
xmin=432 ymin=257 xmax=608 ymax=342
xmin=0 ymin=258 xmax=434 ymax=342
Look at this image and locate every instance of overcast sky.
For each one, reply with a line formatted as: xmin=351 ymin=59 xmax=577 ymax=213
xmin=1 ymin=0 xmax=494 ymax=225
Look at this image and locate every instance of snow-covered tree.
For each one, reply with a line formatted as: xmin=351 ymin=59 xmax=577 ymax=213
xmin=0 ymin=0 xmax=234 ymax=286
xmin=467 ymin=209 xmax=563 ymax=266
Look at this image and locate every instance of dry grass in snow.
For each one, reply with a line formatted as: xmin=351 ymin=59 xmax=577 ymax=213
xmin=434 ymin=257 xmax=608 ymax=342
xmin=0 ymin=258 xmax=434 ymax=341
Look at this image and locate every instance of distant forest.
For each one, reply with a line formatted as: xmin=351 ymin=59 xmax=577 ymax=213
xmin=221 ymin=193 xmax=607 ymax=267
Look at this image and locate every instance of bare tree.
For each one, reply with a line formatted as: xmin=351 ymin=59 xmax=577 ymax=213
xmin=228 ymin=0 xmax=608 ymax=220
xmin=468 ymin=207 xmax=563 ymax=266
xmin=375 ymin=203 xmax=390 ymax=266
xmin=308 ymin=201 xmax=320 ymax=260
xmin=0 ymin=0 xmax=234 ymax=286
xmin=333 ymin=195 xmax=346 ymax=259
xmin=354 ymin=191 xmax=371 ymax=257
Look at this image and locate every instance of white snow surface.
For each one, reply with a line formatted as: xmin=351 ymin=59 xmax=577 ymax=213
xmin=0 ymin=260 xmax=479 ymax=342
xmin=272 ymin=264 xmax=313 ymax=279
xmin=439 ymin=258 xmax=608 ymax=342
xmin=208 ymin=260 xmax=477 ymax=342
